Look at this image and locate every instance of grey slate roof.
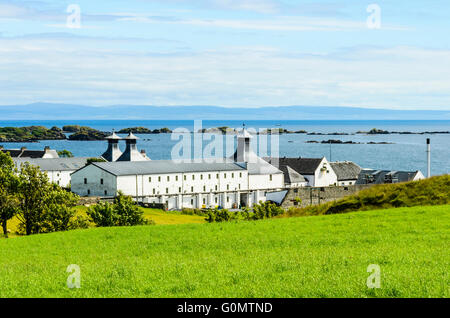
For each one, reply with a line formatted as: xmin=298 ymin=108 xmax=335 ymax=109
xmin=280 ymin=165 xmax=306 ymax=184
xmin=13 ymin=157 xmax=90 ymax=171
xmin=88 ymin=160 xmax=247 ymax=176
xmin=330 ymin=161 xmax=361 ymax=181
xmin=356 ymin=169 xmax=422 ymax=184
xmin=264 ymin=157 xmax=324 ymax=175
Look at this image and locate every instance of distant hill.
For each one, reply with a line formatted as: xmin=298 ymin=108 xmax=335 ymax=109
xmin=0 ymin=103 xmax=449 ymax=120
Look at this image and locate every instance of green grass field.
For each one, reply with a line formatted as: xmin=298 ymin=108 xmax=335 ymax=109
xmin=0 ymin=205 xmax=448 ymax=298
xmin=4 ymin=206 xmax=205 ymax=237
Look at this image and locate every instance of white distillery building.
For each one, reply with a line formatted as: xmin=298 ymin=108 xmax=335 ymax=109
xmin=71 ymin=130 xmax=284 ymax=209
xmin=13 ymin=157 xmax=90 ymax=188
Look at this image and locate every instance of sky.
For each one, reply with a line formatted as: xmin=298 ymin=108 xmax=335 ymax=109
xmin=0 ymin=0 xmax=449 ymax=110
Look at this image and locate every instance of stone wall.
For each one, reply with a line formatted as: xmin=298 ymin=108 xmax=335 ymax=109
xmin=281 ymin=185 xmax=372 ymax=209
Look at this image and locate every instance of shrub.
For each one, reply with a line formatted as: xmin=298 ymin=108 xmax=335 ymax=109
xmin=87 ymin=192 xmax=149 ymax=227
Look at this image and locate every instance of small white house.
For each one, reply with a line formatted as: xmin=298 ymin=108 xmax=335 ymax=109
xmin=265 ymin=157 xmax=338 ymax=187
xmin=330 ymin=161 xmax=362 ymax=186
xmin=13 ymin=157 xmax=90 ymax=187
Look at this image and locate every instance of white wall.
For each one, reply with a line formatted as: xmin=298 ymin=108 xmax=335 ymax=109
xmin=71 ymin=165 xmax=117 ymax=197
xmin=45 ymin=170 xmax=73 ymax=188
xmin=248 ymin=173 xmax=284 ymax=191
xmin=313 ymin=158 xmax=338 ymax=187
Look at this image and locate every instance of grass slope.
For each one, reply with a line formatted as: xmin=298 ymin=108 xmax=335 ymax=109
xmin=0 ymin=205 xmax=449 ymax=298
xmin=288 ymin=175 xmax=450 ymax=217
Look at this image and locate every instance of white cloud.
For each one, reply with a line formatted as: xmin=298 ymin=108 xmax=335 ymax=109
xmin=0 ymin=34 xmax=449 ymax=109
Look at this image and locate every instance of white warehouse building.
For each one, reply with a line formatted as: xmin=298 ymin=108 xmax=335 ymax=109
xmin=71 ymin=129 xmax=285 ymax=209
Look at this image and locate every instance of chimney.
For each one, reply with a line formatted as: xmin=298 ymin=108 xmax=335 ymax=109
xmin=117 ymin=132 xmax=148 ymax=161
xmin=141 ymin=149 xmax=146 ymax=154
xmin=101 ymin=131 xmax=123 ymax=162
xmin=427 ymin=138 xmax=431 ymax=178
xmin=44 ymin=146 xmax=50 ymax=153
xmin=231 ymin=128 xmax=256 ymax=163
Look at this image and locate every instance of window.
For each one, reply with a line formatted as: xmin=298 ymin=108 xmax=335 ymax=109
xmin=232 ymin=173 xmax=234 ymax=178
xmin=104 ymin=190 xmax=107 ymax=196
xmin=87 ymin=189 xmax=90 ymax=195
xmin=149 ymin=177 xmax=151 ymax=182
xmin=227 ymin=197 xmax=229 ymax=202
xmin=184 ymin=175 xmax=186 ymax=181
xmin=294 ymin=188 xmax=298 ymax=193
xmin=227 ymin=184 xmax=230 ymax=190
xmin=203 ymin=198 xmax=206 ymax=204
xmin=166 ymin=188 xmax=169 ymax=194
xmin=191 ymin=199 xmax=194 ymax=205
xmin=100 ymin=178 xmax=103 ymax=185
xmin=192 ymin=175 xmax=195 ymax=180
xmin=203 ymin=185 xmax=206 ymax=192
xmin=224 ymin=173 xmax=227 ymax=179
xmin=191 ymin=186 xmax=194 ymax=192
xmin=239 ymin=172 xmax=242 ymax=178
xmin=208 ymin=174 xmax=211 ymax=179
xmin=167 ymin=176 xmax=170 ymax=181
xmin=179 ymin=187 xmax=181 ymax=193
xmin=215 ymin=185 xmax=218 ymax=191
xmin=158 ymin=176 xmax=161 ymax=182
xmin=216 ymin=173 xmax=219 ymax=179
xmin=153 ymin=189 xmax=156 ymax=194
xmin=215 ymin=197 xmax=218 ymax=203
xmin=270 ymin=175 xmax=273 ymax=181
xmin=84 ymin=178 xmax=87 ymax=184
xmin=238 ymin=184 xmax=241 ymax=190
xmin=176 ymin=176 xmax=178 ymax=181
xmin=200 ymin=174 xmax=203 ymax=180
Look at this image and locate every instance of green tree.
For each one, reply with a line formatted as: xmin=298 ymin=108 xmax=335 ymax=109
xmin=0 ymin=152 xmax=20 ymax=237
xmin=16 ymin=162 xmax=79 ymax=235
xmin=57 ymin=149 xmax=74 ymax=158
xmin=87 ymin=192 xmax=148 ymax=227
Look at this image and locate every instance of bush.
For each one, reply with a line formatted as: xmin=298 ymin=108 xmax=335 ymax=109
xmin=252 ymin=201 xmax=285 ymax=220
xmin=87 ymin=192 xmax=149 ymax=227
xmin=181 ymin=208 xmax=207 ymax=216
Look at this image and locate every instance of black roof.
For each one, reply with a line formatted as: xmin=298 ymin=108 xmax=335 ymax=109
xmin=1 ymin=149 xmax=46 ymax=158
xmin=264 ymin=157 xmax=324 ymax=175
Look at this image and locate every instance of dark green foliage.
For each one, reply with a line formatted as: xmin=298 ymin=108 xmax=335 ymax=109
xmin=0 ymin=126 xmax=66 ymax=142
xmin=15 ymin=164 xmax=79 ymax=235
xmin=205 ymin=208 xmax=238 ymax=223
xmin=86 ymin=157 xmax=107 ymax=164
xmin=288 ymin=175 xmax=450 ymax=217
xmin=0 ymin=152 xmax=19 ymax=237
xmin=68 ymin=128 xmax=108 ymax=141
xmin=205 ymin=202 xmax=285 ymax=223
xmin=87 ymin=192 xmax=149 ymax=227
xmin=252 ymin=201 xmax=285 ymax=220
xmin=57 ymin=149 xmax=74 ymax=158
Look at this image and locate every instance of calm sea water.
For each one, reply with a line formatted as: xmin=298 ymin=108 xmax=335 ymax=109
xmin=1 ymin=120 xmax=449 ymax=176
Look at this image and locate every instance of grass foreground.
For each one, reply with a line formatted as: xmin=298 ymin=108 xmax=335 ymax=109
xmin=0 ymin=204 xmax=449 ymax=298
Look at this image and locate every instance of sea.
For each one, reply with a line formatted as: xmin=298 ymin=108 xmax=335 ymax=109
xmin=1 ymin=120 xmax=449 ymax=176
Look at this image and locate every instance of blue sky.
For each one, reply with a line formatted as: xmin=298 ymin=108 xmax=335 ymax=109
xmin=0 ymin=0 xmax=449 ymax=109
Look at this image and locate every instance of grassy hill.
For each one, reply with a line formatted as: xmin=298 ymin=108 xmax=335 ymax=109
xmin=0 ymin=204 xmax=448 ymax=298
xmin=287 ymin=175 xmax=450 ymax=217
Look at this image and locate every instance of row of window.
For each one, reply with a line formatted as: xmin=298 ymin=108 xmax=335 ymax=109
xmin=149 ymin=172 xmax=243 ymax=183
xmin=152 ymin=183 xmax=241 ymax=195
